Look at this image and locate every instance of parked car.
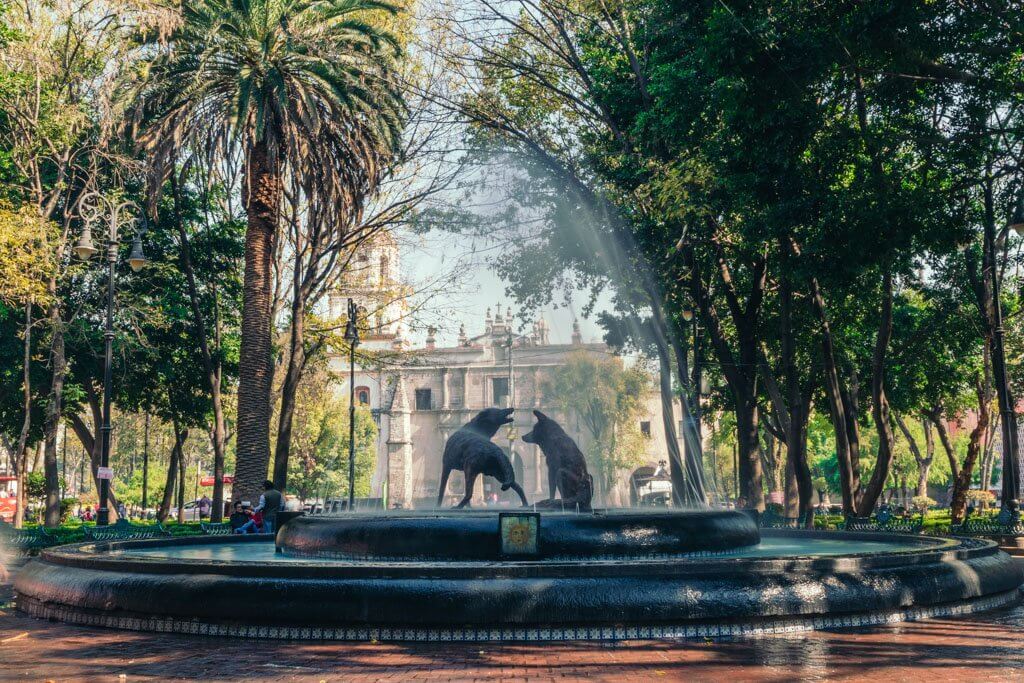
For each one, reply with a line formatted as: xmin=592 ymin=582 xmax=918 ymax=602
xmin=167 ymin=500 xmax=202 ymax=521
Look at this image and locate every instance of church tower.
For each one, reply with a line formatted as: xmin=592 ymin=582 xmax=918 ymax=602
xmin=329 ymin=231 xmax=410 ymax=351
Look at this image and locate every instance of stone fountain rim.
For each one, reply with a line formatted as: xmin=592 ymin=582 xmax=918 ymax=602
xmin=30 ymin=529 xmax=979 ymax=580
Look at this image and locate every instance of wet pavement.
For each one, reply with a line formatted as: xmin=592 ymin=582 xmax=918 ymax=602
xmin=2 ymin=574 xmax=1023 ymax=681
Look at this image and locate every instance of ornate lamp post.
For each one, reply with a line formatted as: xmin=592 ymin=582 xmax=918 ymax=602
xmin=74 ymin=191 xmax=147 ymax=525
xmin=344 ymin=298 xmax=360 ymax=512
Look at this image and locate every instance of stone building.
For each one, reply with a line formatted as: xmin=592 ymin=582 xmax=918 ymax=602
xmin=328 ymin=235 xmax=683 ymax=509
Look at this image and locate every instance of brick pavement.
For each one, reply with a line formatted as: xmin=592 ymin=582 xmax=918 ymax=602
xmin=2 ymin=580 xmax=1024 ymax=681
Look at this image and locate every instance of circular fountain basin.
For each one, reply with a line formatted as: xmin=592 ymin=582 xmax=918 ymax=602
xmin=14 ymin=511 xmax=1023 ymax=641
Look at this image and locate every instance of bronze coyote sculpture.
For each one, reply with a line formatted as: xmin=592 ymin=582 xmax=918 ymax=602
xmin=437 ymin=407 xmax=529 ymax=508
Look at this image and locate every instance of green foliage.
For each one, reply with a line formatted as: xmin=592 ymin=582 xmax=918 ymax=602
xmin=443 ymin=0 xmax=1024 ymax=512
xmin=283 ymin=401 xmax=377 ymax=503
xmin=0 ymin=203 xmax=58 ymax=306
xmin=59 ymin=497 xmax=77 ymax=522
xmin=274 ymin=362 xmax=377 ymax=502
xmin=25 ymin=471 xmax=45 ymax=499
xmin=138 ymin=0 xmax=406 ymax=219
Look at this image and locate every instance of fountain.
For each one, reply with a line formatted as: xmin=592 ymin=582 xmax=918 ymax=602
xmin=13 ymin=410 xmax=1023 ymax=641
xmin=14 ymin=510 xmax=1022 ymax=640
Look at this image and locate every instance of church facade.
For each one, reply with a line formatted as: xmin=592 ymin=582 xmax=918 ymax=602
xmin=328 ymin=235 xmax=683 ymax=508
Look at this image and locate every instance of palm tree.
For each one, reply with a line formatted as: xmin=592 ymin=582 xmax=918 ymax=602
xmin=138 ymin=0 xmax=405 ymax=504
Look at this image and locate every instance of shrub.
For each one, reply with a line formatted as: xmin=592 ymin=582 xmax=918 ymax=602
xmin=910 ymin=495 xmax=936 ymax=514
xmin=59 ymin=497 xmax=78 ymax=523
xmin=965 ymin=490 xmax=995 ymax=505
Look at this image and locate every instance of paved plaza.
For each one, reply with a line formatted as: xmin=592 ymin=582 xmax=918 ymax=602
xmin=2 ymin=575 xmax=1023 ymax=682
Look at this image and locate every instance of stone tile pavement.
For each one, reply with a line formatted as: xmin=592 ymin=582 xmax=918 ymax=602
xmin=2 ymin=578 xmax=1024 ymax=681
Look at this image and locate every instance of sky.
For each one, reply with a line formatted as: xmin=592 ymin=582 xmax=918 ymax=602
xmin=396 ymin=226 xmax=610 ymax=348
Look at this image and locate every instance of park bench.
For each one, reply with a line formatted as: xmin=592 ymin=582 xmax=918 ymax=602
xmin=842 ymin=514 xmax=924 ymax=534
xmin=200 ymin=522 xmax=233 ymax=535
xmin=83 ymin=519 xmax=172 ymax=541
xmin=758 ymin=510 xmax=802 ymax=528
xmin=0 ymin=522 xmax=56 ymax=553
xmin=949 ymin=514 xmax=1024 ymax=537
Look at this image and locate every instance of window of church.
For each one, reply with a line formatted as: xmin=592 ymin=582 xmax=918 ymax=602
xmin=492 ymin=377 xmax=510 ymax=407
xmin=640 ymin=421 xmax=651 ymax=438
xmin=415 ymin=388 xmax=432 ymax=410
xmin=356 ymin=387 xmax=371 ymax=406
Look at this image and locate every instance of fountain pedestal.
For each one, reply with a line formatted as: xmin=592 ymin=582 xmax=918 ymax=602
xmin=276 ymin=509 xmax=760 ymax=560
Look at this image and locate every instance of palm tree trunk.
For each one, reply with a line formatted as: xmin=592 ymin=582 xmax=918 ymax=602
xmin=235 ymin=140 xmax=280 ymax=503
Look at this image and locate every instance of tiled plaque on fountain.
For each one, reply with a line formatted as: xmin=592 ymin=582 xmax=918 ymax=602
xmin=498 ymin=512 xmax=540 ymax=558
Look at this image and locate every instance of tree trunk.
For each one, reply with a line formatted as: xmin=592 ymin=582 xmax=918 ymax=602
xmin=981 ymin=183 xmax=1021 ymax=507
xmin=13 ymin=303 xmax=33 ymax=528
xmin=654 ymin=340 xmax=689 ymax=506
xmin=158 ymin=425 xmax=184 ymax=522
xmin=809 ymin=278 xmax=858 ymax=514
xmin=735 ymin=396 xmax=764 ymax=510
xmin=177 ymin=436 xmax=187 ymax=525
xmin=69 ymin=384 xmax=121 ymax=520
xmin=951 ymin=380 xmax=990 ymax=523
xmin=273 ymin=293 xmax=306 ymax=492
xmin=777 ymin=271 xmax=813 ymax=524
xmin=980 ymin=411 xmax=999 ymax=496
xmin=235 ymin=140 xmax=281 ymax=504
xmin=680 ymin=240 xmax=764 ymax=509
xmin=858 ymin=270 xmax=896 ymax=516
xmin=915 ymin=460 xmax=930 ymax=498
xmin=664 ymin=309 xmax=706 ymax=505
xmin=927 ymin=404 xmax=961 ymax=481
xmin=897 ymin=414 xmax=932 ymax=498
xmin=42 ymin=302 xmax=65 ymax=527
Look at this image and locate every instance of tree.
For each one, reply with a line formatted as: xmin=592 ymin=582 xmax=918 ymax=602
xmin=0 ymin=0 xmax=153 ymax=526
xmin=277 ymin=364 xmax=376 ymax=503
xmin=542 ymin=352 xmax=649 ymax=504
xmin=166 ymin=168 xmax=243 ymax=520
xmin=0 ymin=204 xmax=56 ymax=526
xmin=138 ymin=0 xmax=407 ymax=503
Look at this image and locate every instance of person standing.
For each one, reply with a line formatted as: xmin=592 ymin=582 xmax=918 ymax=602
xmin=254 ymin=480 xmax=283 ymax=534
xmin=199 ymin=494 xmax=212 ymax=519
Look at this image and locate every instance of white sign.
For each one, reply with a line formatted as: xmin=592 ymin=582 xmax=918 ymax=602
xmin=96 ymin=467 xmax=114 ymax=480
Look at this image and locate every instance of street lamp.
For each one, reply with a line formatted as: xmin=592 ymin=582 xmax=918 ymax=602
xmin=75 ymin=191 xmax=148 ymax=526
xmin=344 ymin=298 xmax=360 ymax=512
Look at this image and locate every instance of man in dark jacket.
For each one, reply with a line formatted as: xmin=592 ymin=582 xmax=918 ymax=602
xmin=229 ymin=501 xmax=249 ymax=532
xmin=255 ymin=480 xmax=284 ymax=534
